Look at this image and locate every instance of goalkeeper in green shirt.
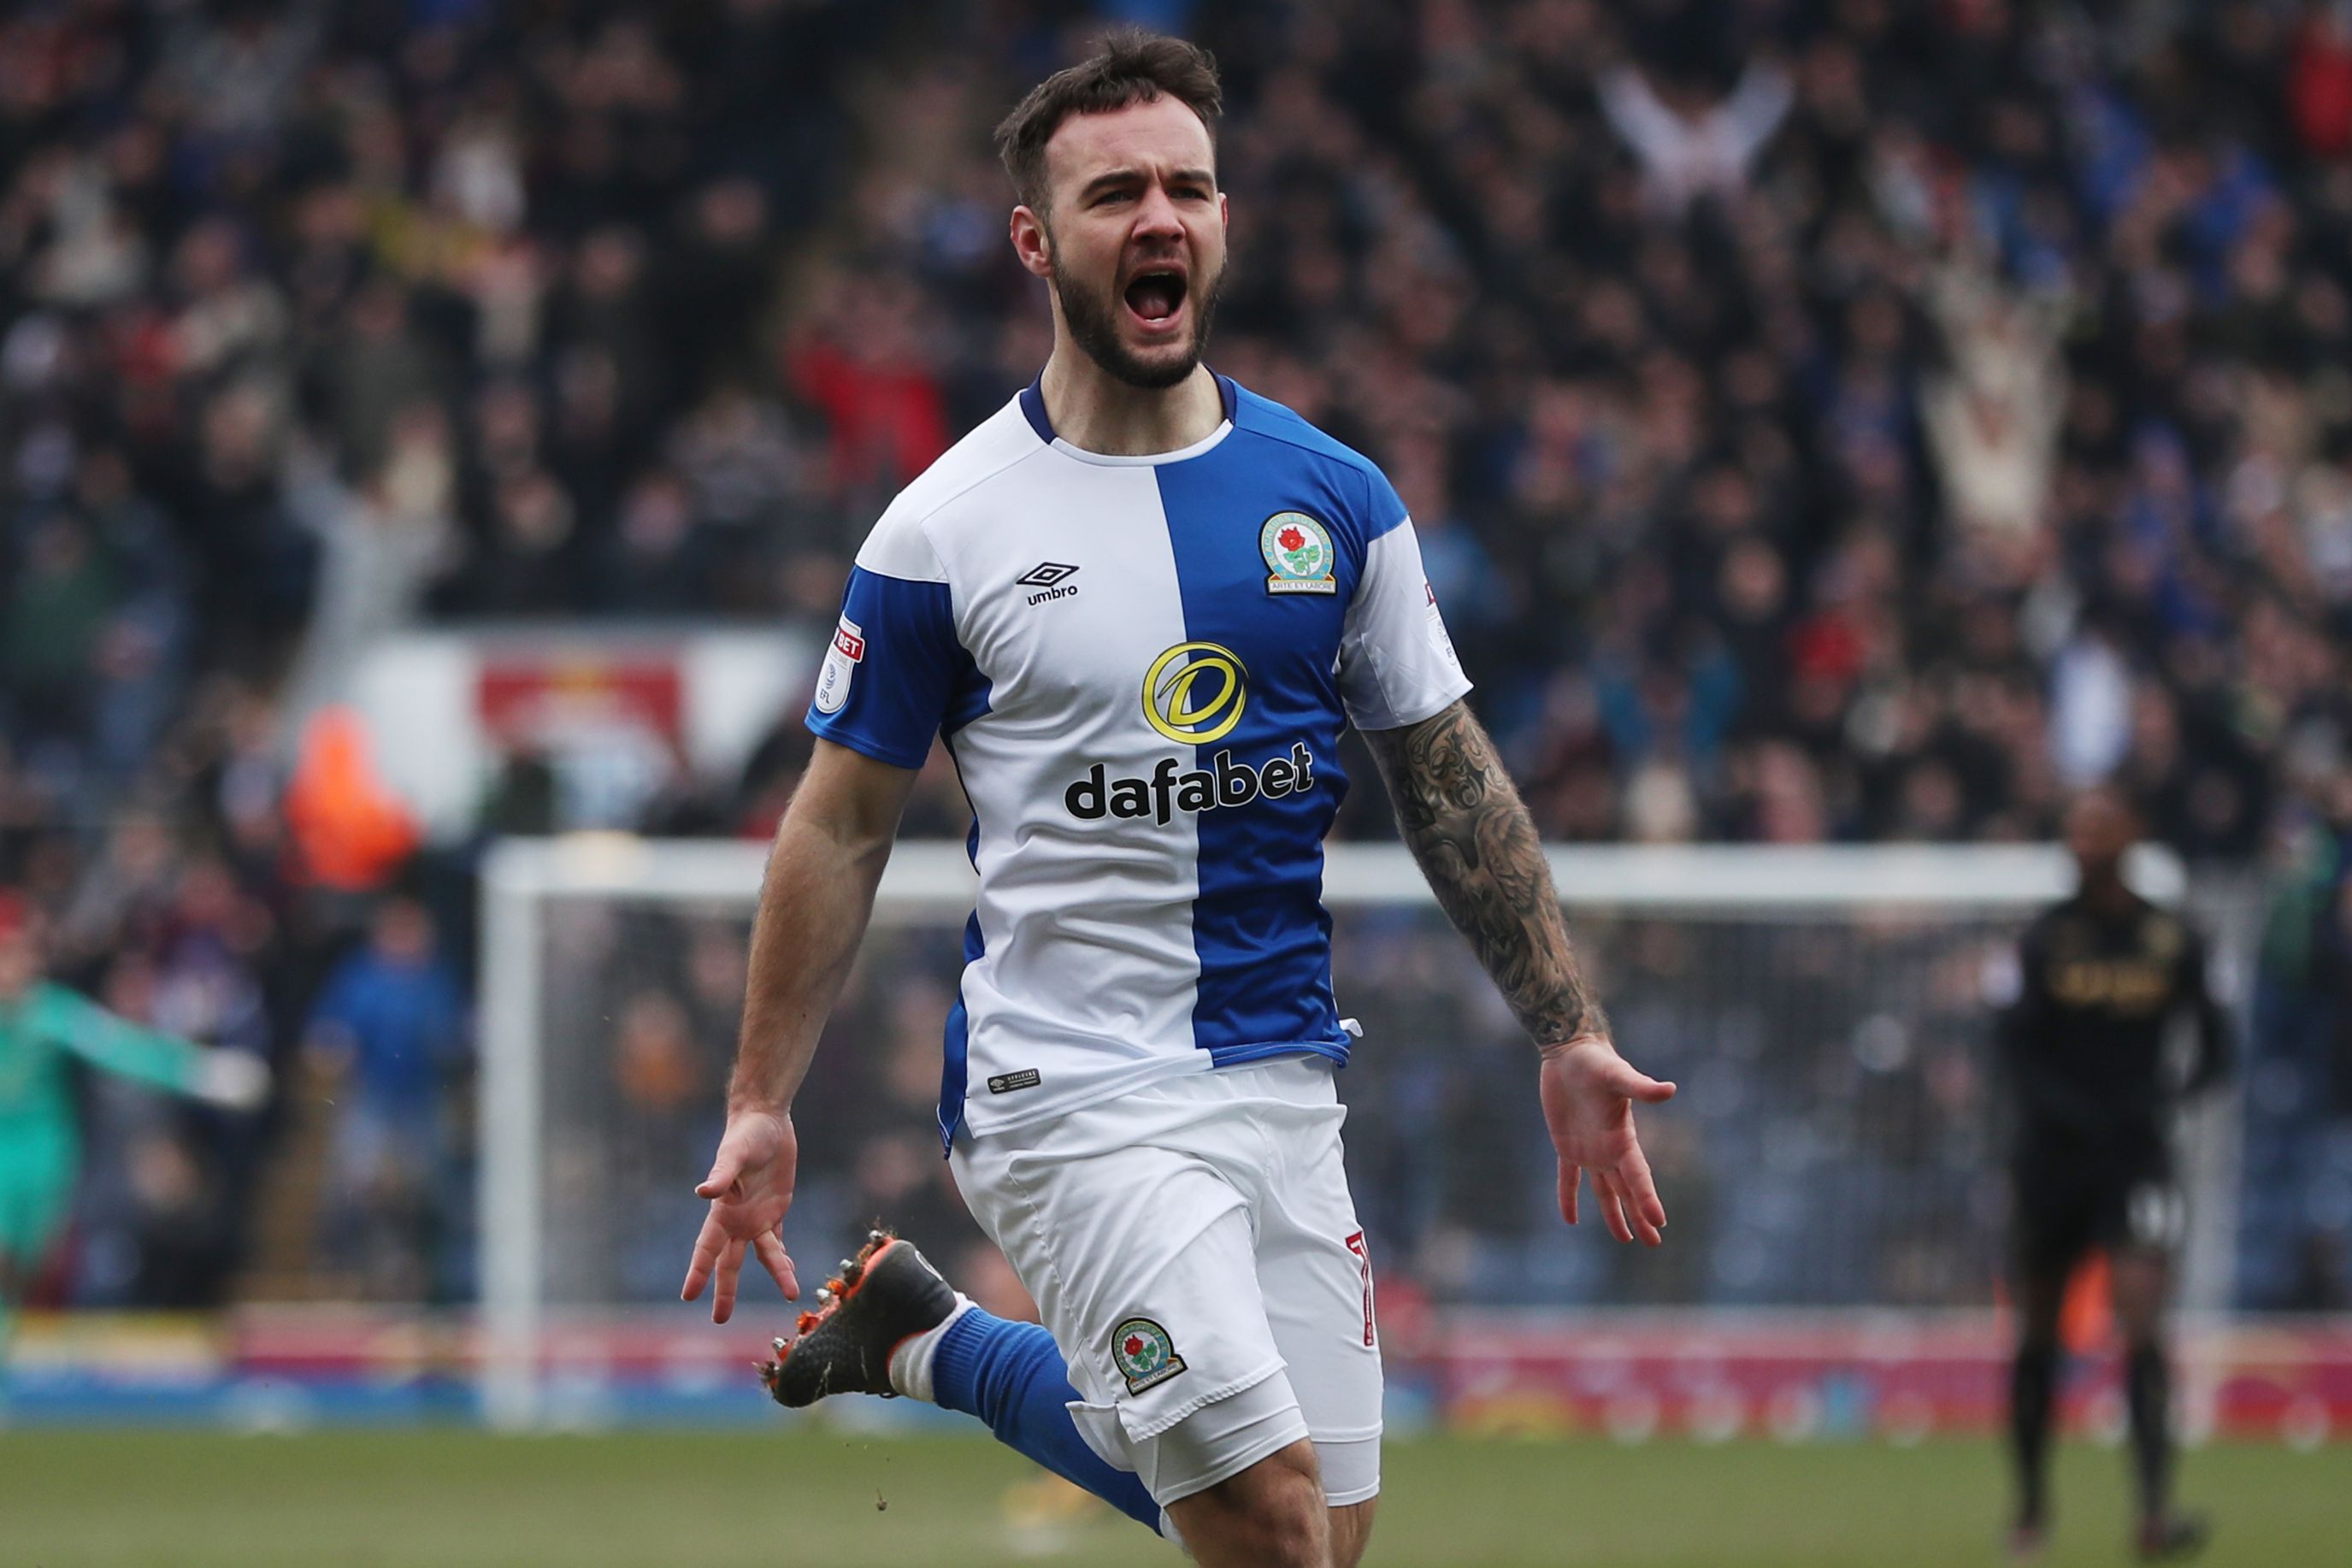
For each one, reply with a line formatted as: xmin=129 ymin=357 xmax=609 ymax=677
xmin=0 ymin=891 xmax=268 ymax=1360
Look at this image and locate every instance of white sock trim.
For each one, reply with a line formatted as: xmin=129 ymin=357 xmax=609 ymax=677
xmin=886 ymin=1294 xmax=975 ymax=1403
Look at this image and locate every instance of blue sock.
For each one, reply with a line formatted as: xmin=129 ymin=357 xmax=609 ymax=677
xmin=932 ymin=1308 xmax=1161 ymax=1532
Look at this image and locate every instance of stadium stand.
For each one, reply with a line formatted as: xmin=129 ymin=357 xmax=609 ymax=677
xmin=0 ymin=0 xmax=2348 ymax=1315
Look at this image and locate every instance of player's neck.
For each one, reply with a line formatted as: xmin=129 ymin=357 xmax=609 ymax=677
xmin=1037 ymin=351 xmax=1223 ymax=457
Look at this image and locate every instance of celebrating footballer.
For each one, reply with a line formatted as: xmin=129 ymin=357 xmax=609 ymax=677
xmin=680 ymin=31 xmax=1673 ymax=1568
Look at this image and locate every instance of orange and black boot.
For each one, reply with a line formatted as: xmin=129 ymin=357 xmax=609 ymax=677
xmin=757 ymin=1231 xmax=958 ymax=1408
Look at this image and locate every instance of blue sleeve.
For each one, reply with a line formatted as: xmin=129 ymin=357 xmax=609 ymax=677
xmin=805 ymin=565 xmax=984 ymax=769
xmin=1360 ymin=463 xmax=1410 ymax=542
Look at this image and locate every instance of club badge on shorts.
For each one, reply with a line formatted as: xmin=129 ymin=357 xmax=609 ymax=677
xmin=1261 ymin=512 xmax=1337 ymax=595
xmin=1111 ymin=1317 xmax=1188 ymax=1393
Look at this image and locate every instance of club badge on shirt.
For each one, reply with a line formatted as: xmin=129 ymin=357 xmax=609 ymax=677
xmin=1261 ymin=512 xmax=1337 ymax=595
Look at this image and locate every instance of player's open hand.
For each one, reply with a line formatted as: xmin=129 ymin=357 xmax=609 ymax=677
xmin=681 ymin=1107 xmax=801 ymax=1323
xmin=1539 ymin=1036 xmax=1677 ymax=1246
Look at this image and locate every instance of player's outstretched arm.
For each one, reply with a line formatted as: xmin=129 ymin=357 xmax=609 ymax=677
xmin=1363 ymin=699 xmax=1677 ymax=1245
xmin=682 ymin=738 xmax=920 ymax=1323
xmin=49 ymin=988 xmax=269 ymax=1111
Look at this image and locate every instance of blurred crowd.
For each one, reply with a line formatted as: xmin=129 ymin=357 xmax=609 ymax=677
xmin=3 ymin=0 xmax=2350 ymax=1314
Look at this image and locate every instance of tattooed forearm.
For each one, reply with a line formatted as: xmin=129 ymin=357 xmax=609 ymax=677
xmin=1364 ymin=700 xmax=1609 ymax=1046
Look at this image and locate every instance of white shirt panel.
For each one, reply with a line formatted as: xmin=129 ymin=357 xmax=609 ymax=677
xmin=928 ymin=456 xmax=1214 ymax=1135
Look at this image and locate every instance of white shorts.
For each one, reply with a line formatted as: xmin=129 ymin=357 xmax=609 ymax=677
xmin=951 ymin=1056 xmax=1382 ymax=1509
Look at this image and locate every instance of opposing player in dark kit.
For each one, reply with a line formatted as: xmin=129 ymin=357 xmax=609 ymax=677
xmin=2000 ymin=788 xmax=2233 ymax=1562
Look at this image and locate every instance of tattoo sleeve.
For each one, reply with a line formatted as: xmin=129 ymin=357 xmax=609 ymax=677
xmin=1362 ymin=700 xmax=1609 ymax=1046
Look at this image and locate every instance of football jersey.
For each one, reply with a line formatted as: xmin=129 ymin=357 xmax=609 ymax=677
xmin=806 ymin=375 xmax=1471 ymax=1146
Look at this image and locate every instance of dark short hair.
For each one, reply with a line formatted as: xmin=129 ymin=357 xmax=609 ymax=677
xmin=993 ymin=29 xmax=1222 ymax=215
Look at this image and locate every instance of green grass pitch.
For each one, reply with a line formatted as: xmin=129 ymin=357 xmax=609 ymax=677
xmin=0 ymin=1429 xmax=2343 ymax=1566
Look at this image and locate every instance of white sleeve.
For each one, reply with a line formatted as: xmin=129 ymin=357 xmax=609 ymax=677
xmin=1338 ymin=517 xmax=1473 ymax=731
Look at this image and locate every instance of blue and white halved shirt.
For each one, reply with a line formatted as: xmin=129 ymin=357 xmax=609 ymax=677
xmin=806 ymin=376 xmax=1472 ymax=1146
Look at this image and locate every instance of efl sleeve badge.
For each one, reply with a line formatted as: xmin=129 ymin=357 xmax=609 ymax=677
xmin=813 ymin=616 xmax=864 ymax=714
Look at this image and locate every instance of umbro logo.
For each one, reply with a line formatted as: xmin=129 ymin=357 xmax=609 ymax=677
xmin=1018 ymin=561 xmax=1080 ymax=606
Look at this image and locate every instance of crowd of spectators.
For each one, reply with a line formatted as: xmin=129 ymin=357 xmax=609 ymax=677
xmin=3 ymin=0 xmax=2350 ymax=1313
xmin=0 ymin=0 xmax=875 ymax=1308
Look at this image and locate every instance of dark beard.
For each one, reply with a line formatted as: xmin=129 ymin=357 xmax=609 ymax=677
xmin=1050 ymin=246 xmax=1223 ymax=391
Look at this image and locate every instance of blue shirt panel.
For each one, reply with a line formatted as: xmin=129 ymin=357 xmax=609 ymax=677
xmin=1155 ymin=398 xmax=1404 ymax=1064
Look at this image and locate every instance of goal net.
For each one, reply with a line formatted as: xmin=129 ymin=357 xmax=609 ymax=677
xmin=477 ymin=837 xmax=2220 ymax=1429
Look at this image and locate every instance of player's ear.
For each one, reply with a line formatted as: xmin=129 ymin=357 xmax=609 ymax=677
xmin=1009 ymin=205 xmax=1054 ymax=280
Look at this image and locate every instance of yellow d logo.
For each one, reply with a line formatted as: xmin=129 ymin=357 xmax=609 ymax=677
xmin=1143 ymin=641 xmax=1248 ymax=745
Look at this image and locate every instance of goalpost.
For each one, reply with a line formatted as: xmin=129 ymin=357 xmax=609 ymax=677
xmin=477 ymin=837 xmax=2223 ymax=1430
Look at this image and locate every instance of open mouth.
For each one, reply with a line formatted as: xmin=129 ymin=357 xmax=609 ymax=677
xmin=1123 ymin=267 xmax=1188 ymax=330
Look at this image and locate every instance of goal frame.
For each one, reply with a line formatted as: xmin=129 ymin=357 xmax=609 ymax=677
xmin=477 ymin=836 xmax=2197 ymax=1429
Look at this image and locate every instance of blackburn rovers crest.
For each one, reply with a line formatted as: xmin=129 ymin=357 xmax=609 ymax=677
xmin=1111 ymin=1317 xmax=1187 ymax=1393
xmin=1261 ymin=511 xmax=1337 ymax=595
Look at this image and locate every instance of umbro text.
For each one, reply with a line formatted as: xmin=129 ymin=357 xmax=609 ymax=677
xmin=1017 ymin=562 xmax=1080 ymax=604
